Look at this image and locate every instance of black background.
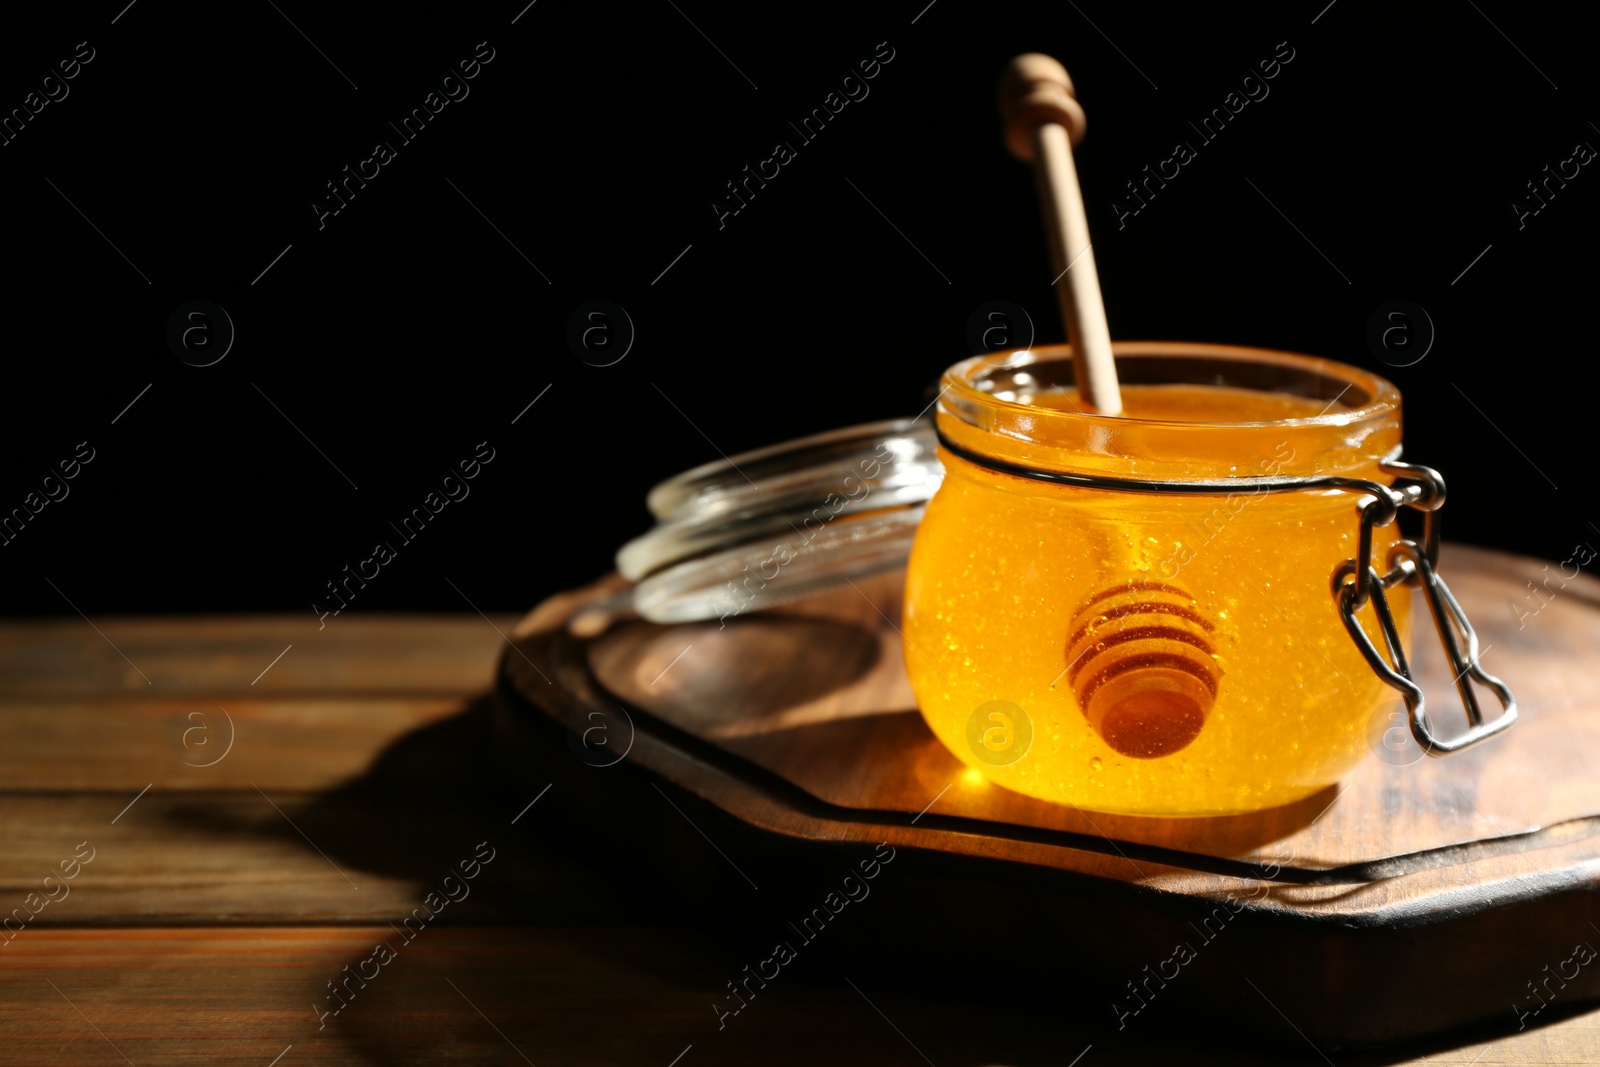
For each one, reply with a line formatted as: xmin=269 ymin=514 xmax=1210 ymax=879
xmin=1 ymin=0 xmax=1593 ymax=618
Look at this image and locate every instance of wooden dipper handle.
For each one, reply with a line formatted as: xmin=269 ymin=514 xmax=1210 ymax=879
xmin=999 ymin=54 xmax=1123 ymax=416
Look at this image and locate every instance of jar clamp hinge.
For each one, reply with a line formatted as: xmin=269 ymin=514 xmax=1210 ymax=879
xmin=1331 ymin=455 xmax=1517 ymax=756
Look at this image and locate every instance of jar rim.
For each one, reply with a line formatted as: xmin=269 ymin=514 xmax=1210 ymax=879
xmin=937 ymin=341 xmax=1403 ymax=482
xmin=942 ymin=341 xmax=1400 ymax=430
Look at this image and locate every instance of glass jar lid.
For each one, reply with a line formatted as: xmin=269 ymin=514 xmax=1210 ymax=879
xmin=617 ymin=418 xmax=942 ymax=623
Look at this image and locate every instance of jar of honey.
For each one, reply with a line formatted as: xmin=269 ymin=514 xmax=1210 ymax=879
xmin=903 ymin=341 xmax=1515 ymax=816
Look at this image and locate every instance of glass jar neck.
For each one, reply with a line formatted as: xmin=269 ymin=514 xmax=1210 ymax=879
xmin=937 ymin=342 xmax=1402 ymax=483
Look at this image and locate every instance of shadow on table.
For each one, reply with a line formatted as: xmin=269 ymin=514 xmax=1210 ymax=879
xmin=157 ymin=688 xmax=1583 ymax=1067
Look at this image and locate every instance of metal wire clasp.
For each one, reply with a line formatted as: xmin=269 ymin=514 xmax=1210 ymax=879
xmin=1330 ymin=457 xmax=1517 ymax=755
xmin=931 ymin=426 xmax=1519 ymax=756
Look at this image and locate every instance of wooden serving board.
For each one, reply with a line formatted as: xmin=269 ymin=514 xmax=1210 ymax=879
xmin=493 ymin=544 xmax=1600 ymax=1050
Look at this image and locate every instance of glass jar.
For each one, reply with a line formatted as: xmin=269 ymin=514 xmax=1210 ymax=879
xmin=903 ymin=341 xmax=1513 ymax=816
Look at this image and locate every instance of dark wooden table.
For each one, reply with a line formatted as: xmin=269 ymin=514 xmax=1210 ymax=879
xmin=1 ymin=606 xmax=1595 ymax=1065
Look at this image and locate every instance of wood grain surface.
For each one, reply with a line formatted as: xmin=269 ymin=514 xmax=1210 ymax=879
xmin=1 ymin=601 xmax=1595 ymax=1064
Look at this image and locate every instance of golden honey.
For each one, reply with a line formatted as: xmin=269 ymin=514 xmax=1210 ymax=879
xmin=903 ymin=343 xmax=1409 ymax=815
